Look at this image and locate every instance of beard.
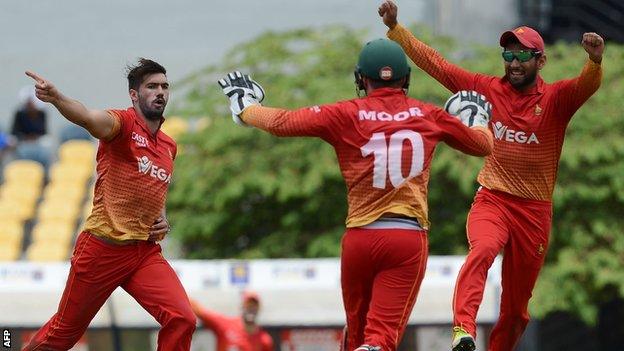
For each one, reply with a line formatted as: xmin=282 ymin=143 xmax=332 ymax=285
xmin=138 ymin=95 xmax=166 ymax=121
xmin=507 ymin=68 xmax=538 ymax=91
xmin=243 ymin=312 xmax=257 ymax=324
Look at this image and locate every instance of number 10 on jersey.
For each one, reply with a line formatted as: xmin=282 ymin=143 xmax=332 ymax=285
xmin=361 ymin=130 xmax=425 ymax=189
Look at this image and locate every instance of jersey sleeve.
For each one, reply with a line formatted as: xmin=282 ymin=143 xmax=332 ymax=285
xmin=553 ymin=59 xmax=602 ymax=123
xmin=387 ymin=24 xmax=488 ymax=93
xmin=261 ymin=331 xmax=274 ymax=351
xmin=190 ymin=299 xmax=225 ymax=334
xmin=433 ymin=108 xmax=493 ymax=156
xmin=104 ymin=109 xmax=132 ymax=142
xmin=241 ymin=103 xmax=347 ymax=143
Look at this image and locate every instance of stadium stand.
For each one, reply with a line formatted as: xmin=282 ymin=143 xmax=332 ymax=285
xmin=0 ymin=220 xmax=23 ymax=260
xmin=28 ymin=140 xmax=95 ymax=261
xmin=3 ymin=159 xmax=45 ymax=185
xmin=0 ymin=140 xmax=97 ymax=262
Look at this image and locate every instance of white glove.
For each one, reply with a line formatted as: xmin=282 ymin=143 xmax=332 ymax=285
xmin=444 ymin=90 xmax=492 ymax=128
xmin=218 ymin=71 xmax=266 ymax=126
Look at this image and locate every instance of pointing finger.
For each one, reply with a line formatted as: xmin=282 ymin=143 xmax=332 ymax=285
xmin=25 ymin=70 xmax=45 ymax=84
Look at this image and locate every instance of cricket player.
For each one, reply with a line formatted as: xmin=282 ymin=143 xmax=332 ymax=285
xmin=22 ymin=59 xmax=195 ymax=350
xmin=378 ymin=1 xmax=604 ymax=350
xmin=191 ymin=291 xmax=274 ymax=351
xmin=218 ymin=39 xmax=494 ymax=351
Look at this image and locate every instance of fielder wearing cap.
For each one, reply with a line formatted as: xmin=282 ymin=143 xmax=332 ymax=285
xmin=380 ymin=1 xmax=603 ymax=350
xmin=191 ymin=291 xmax=273 ymax=351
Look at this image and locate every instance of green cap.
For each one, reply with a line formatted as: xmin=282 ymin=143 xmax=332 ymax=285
xmin=356 ymin=39 xmax=410 ymax=81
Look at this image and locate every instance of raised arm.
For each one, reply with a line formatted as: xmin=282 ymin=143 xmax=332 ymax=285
xmin=241 ymin=105 xmax=339 ymax=139
xmin=554 ymin=33 xmax=603 ymax=118
xmin=378 ymin=0 xmax=480 ymax=92
xmin=189 ymin=298 xmax=225 ymax=333
xmin=26 ymin=71 xmax=118 ymax=139
xmin=219 ymin=71 xmax=343 ymax=141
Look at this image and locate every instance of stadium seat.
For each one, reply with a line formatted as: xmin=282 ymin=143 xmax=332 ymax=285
xmin=31 ymin=221 xmax=75 ymax=246
xmin=0 ymin=221 xmax=23 ymax=261
xmin=0 ymin=184 xmax=40 ymax=220
xmin=3 ymin=160 xmax=44 ymax=186
xmin=0 ymin=242 xmax=21 ymax=261
xmin=161 ymin=116 xmax=189 ymax=140
xmin=49 ymin=163 xmax=94 ymax=185
xmin=43 ymin=182 xmax=86 ymax=203
xmin=26 ymin=242 xmax=69 ymax=261
xmin=0 ymin=220 xmax=23 ymax=241
xmin=37 ymin=200 xmax=80 ymax=222
xmin=1 ymin=182 xmax=42 ymax=203
xmin=58 ymin=140 xmax=96 ymax=165
xmin=0 ymin=199 xmax=34 ymax=222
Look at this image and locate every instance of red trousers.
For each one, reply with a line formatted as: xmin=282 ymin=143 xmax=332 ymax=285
xmin=453 ymin=188 xmax=551 ymax=351
xmin=22 ymin=232 xmax=195 ymax=351
xmin=341 ymin=227 xmax=428 ymax=351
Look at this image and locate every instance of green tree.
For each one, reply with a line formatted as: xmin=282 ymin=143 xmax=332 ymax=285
xmin=167 ymin=25 xmax=624 ymax=323
xmin=168 ymin=27 xmax=363 ymax=259
xmin=530 ymin=41 xmax=624 ymax=323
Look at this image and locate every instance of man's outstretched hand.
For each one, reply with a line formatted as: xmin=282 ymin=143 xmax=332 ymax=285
xmin=25 ymin=71 xmax=60 ymax=104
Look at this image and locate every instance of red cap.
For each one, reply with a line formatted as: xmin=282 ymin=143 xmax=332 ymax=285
xmin=242 ymin=290 xmax=260 ymax=304
xmin=499 ymin=26 xmax=545 ymax=53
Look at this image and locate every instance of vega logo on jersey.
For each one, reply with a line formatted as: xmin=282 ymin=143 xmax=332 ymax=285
xmin=137 ymin=156 xmax=171 ymax=183
xmin=137 ymin=156 xmax=153 ymax=174
xmin=358 ymin=107 xmax=424 ymax=122
xmin=492 ymin=121 xmax=539 ymax=144
xmin=132 ymin=132 xmax=149 ymax=147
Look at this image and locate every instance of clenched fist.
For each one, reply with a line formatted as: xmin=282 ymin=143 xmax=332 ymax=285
xmin=378 ymin=0 xmax=398 ymax=30
xmin=581 ymin=32 xmax=604 ymax=64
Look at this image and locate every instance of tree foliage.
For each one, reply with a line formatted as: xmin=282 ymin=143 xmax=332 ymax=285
xmin=167 ymin=25 xmax=624 ymax=323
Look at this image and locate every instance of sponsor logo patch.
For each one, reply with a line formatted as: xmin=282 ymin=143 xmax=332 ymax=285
xmin=534 ymin=104 xmax=542 ymax=115
xmin=132 ymin=132 xmax=149 ymax=147
xmin=137 ymin=155 xmax=171 ymax=183
xmin=379 ymin=66 xmax=393 ymax=81
xmin=492 ymin=121 xmax=539 ymax=144
xmin=137 ymin=156 xmax=153 ymax=174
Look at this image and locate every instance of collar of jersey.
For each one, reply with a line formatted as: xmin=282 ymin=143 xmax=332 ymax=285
xmin=367 ymin=87 xmax=405 ymax=97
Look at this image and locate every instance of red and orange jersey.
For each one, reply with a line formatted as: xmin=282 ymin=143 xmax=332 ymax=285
xmin=83 ymin=108 xmax=177 ymax=241
xmin=388 ymin=24 xmax=602 ymax=200
xmin=192 ymin=302 xmax=274 ymax=351
xmin=241 ymin=88 xmax=492 ymax=228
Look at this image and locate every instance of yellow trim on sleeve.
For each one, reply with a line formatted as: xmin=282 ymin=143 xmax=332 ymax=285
xmin=103 ymin=111 xmax=122 ymax=141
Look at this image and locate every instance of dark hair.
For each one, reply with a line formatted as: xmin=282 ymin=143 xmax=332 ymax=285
xmin=126 ymin=58 xmax=166 ymax=91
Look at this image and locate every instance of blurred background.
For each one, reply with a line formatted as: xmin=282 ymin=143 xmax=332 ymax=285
xmin=0 ymin=0 xmax=623 ymax=350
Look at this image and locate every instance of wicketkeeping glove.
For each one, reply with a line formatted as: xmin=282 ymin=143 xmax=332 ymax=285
xmin=218 ymin=71 xmax=266 ymax=126
xmin=444 ymin=90 xmax=492 ymax=128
